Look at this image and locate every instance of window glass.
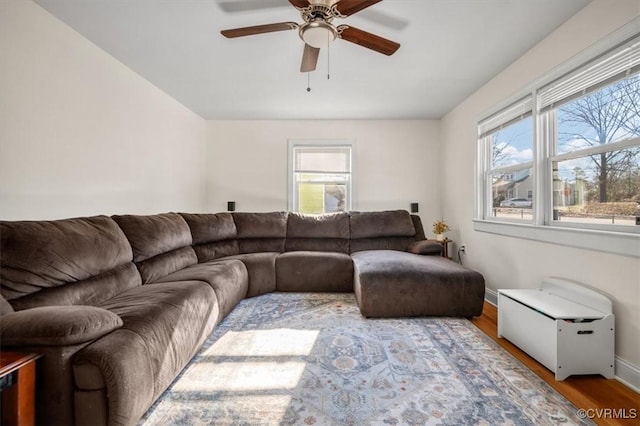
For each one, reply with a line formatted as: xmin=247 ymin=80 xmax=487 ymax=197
xmin=296 ymin=175 xmax=348 ymax=214
xmin=290 ymin=143 xmax=352 ymax=214
xmin=551 ymin=73 xmax=640 ymax=228
xmin=482 ymin=113 xmax=534 ymax=221
xmin=557 ymin=75 xmax=640 ymax=155
xmin=553 ymin=147 xmax=640 ymax=226
xmin=491 ymin=117 xmax=533 ymax=168
xmin=490 ymin=168 xmax=534 ymax=220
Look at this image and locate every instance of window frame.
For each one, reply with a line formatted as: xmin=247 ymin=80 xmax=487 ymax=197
xmin=287 ymin=139 xmax=355 ymax=214
xmin=475 ymin=23 xmax=640 ymax=258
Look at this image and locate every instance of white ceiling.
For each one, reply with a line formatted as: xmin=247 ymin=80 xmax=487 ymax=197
xmin=35 ymin=0 xmax=591 ymax=120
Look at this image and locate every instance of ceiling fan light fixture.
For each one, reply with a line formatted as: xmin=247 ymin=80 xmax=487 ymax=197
xmin=299 ymin=21 xmax=337 ymax=49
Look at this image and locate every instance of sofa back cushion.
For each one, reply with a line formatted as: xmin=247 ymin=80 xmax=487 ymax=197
xmin=112 ymin=213 xmax=197 ymax=283
xmin=410 ymin=214 xmax=426 ymax=240
xmin=233 ymin=212 xmax=288 ymax=253
xmin=0 ymin=216 xmax=140 ymax=309
xmin=180 ymin=213 xmax=240 ymax=262
xmin=285 ymin=212 xmax=350 ymax=253
xmin=349 ymin=210 xmax=417 ymax=253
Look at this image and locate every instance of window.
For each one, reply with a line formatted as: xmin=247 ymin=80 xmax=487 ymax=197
xmin=476 ymin=32 xmax=640 ymax=253
xmin=542 ymin=58 xmax=640 ymax=230
xmin=288 ymin=140 xmax=353 ymax=214
xmin=478 ymin=96 xmax=534 ymax=222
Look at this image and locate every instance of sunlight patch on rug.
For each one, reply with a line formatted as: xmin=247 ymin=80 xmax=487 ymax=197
xmin=140 ymin=293 xmax=592 ymax=426
xmin=172 ymin=361 xmax=307 ymax=392
xmin=209 ymin=329 xmax=320 ymax=357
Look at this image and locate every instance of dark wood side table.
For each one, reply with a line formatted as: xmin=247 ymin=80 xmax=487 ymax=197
xmin=437 ymin=238 xmax=452 ymax=258
xmin=0 ymin=352 xmax=42 ymax=426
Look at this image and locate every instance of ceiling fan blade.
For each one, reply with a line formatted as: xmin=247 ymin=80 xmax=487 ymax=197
xmin=300 ymin=44 xmax=320 ymax=72
xmin=289 ymin=0 xmax=310 ymax=9
xmin=221 ymin=22 xmax=298 ymax=38
xmin=218 ymin=0 xmax=285 ymax=13
xmin=338 ymin=25 xmax=400 ymax=56
xmin=334 ymin=0 xmax=382 ymax=17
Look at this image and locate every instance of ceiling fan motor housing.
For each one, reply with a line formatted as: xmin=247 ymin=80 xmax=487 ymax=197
xmin=299 ymin=20 xmax=338 ymax=48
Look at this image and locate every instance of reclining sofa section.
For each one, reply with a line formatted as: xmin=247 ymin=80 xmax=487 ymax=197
xmin=0 ymin=210 xmax=485 ymax=426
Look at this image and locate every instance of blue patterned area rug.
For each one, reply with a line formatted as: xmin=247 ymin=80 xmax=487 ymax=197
xmin=140 ymin=293 xmax=591 ymax=425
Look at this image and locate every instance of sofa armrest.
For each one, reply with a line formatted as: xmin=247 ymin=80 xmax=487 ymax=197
xmin=407 ymin=240 xmax=443 ymax=256
xmin=0 ymin=306 xmax=123 ymax=347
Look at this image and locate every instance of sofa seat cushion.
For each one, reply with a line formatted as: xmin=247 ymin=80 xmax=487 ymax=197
xmin=0 ymin=305 xmax=122 ymax=347
xmin=352 ymin=250 xmax=485 ymax=318
xmin=76 ymin=281 xmax=218 ymax=423
xmin=153 ymin=260 xmax=248 ymax=321
xmin=276 ymin=251 xmax=353 ymax=292
xmin=219 ymin=253 xmax=278 ymax=298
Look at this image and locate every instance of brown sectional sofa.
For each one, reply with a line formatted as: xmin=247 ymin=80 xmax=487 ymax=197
xmin=0 ymin=210 xmax=485 ymax=425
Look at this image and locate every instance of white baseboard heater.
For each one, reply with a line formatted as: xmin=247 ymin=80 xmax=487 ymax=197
xmin=498 ymin=277 xmax=615 ymax=381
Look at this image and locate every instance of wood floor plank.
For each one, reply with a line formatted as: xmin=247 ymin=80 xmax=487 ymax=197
xmin=471 ymin=302 xmax=639 ymax=426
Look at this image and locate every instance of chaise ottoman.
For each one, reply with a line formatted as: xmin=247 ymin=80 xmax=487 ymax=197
xmin=352 ymin=250 xmax=485 ymax=318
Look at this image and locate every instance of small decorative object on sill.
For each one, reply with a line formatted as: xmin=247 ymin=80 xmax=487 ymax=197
xmin=432 ymin=219 xmax=450 ymax=241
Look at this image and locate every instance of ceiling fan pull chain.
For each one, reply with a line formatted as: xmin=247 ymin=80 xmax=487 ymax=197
xmin=327 ymin=30 xmax=331 ymax=80
xmin=307 ymin=72 xmax=311 ymax=92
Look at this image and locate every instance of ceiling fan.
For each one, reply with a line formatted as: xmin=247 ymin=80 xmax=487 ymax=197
xmin=220 ymin=0 xmax=400 ymax=73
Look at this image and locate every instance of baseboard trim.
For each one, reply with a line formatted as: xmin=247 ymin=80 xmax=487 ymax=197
xmin=485 ymin=287 xmax=498 ymax=306
xmin=484 ymin=289 xmax=639 ymax=394
xmin=614 ymin=357 xmax=640 ymax=393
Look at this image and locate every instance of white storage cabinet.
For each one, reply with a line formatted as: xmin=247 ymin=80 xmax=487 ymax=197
xmin=498 ymin=277 xmax=614 ymax=380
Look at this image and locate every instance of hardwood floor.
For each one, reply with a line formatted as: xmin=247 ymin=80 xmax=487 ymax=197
xmin=471 ymin=302 xmax=640 ymax=426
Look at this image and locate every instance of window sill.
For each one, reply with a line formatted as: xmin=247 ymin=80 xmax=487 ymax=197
xmin=473 ymin=220 xmax=640 ymax=258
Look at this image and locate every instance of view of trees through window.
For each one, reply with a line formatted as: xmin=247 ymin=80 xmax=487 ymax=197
xmin=553 ymin=75 xmax=640 ymax=226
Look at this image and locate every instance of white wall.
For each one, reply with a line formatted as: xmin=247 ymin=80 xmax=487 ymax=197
xmin=205 ymin=120 xmax=440 ymax=228
xmin=0 ymin=0 xmax=206 ymax=220
xmin=441 ymin=0 xmax=640 ymax=377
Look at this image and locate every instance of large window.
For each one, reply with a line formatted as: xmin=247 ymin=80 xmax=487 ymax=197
xmin=477 ymin=33 xmax=640 ymax=238
xmin=288 ymin=140 xmax=353 ymax=214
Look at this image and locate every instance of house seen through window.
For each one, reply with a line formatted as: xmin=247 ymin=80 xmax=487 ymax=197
xmin=479 ymin=96 xmax=534 ymax=222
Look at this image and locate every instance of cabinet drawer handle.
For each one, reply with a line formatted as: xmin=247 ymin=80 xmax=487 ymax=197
xmin=577 ymin=330 xmax=593 ymax=335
